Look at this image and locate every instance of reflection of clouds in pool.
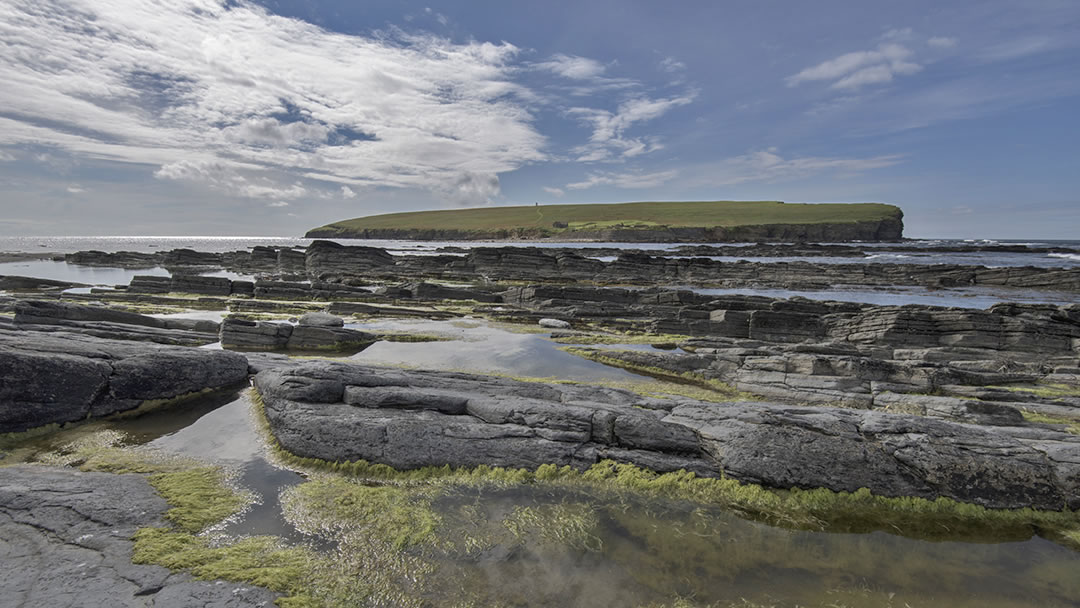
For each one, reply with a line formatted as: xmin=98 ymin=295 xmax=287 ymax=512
xmin=346 ymin=318 xmax=642 ymax=382
xmin=0 ymin=259 xmax=254 ymax=287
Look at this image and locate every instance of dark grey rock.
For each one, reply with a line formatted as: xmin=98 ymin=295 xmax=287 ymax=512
xmin=12 ymin=300 xmax=219 ymax=346
xmin=169 ymin=275 xmax=231 ymax=297
xmin=256 ymin=362 xmax=1080 ymax=509
xmin=872 ymin=392 xmax=1025 ymax=425
xmin=304 ymin=240 xmax=394 ymax=281
xmin=0 ymin=465 xmax=277 ymax=607
xmin=666 ymin=402 xmax=1080 ymax=510
xmin=298 ymin=312 xmax=344 ymax=328
xmin=219 ymin=318 xmax=294 ymax=350
xmin=285 ymin=325 xmax=374 ymax=351
xmin=0 ymin=275 xmax=86 ymax=291
xmin=0 ymin=328 xmax=248 ymax=432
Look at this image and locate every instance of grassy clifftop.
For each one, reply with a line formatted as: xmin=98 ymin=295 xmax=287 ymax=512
xmin=306 ymin=200 xmax=904 ymax=242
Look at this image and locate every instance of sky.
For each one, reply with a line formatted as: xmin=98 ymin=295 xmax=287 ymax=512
xmin=0 ymin=0 xmax=1078 ymax=239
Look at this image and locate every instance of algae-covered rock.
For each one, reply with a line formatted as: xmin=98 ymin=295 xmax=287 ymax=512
xmin=256 ymin=362 xmax=1080 ymax=510
xmin=0 ymin=465 xmax=277 ymax=607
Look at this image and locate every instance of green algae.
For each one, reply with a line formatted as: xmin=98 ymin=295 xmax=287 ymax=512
xmin=377 ymin=332 xmax=453 ymax=343
xmin=1020 ymin=409 xmax=1080 ymax=434
xmin=281 ymin=476 xmax=441 ymax=550
xmin=990 ymin=382 xmax=1080 ymax=399
xmin=147 ymin=467 xmax=251 ymax=532
xmin=502 ymin=502 xmax=603 ymax=551
xmin=131 ymin=530 xmax=318 ymax=600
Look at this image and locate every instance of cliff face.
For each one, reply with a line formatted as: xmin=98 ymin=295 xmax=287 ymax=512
xmin=306 ymin=215 xmax=904 ymax=243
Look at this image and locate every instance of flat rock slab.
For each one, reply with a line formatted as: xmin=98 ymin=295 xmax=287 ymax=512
xmin=0 ymin=465 xmax=277 ymax=607
xmin=0 ymin=328 xmax=249 ymax=432
xmin=256 ymin=362 xmax=1080 ymax=510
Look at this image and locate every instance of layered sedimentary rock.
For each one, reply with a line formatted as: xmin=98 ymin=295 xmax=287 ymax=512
xmin=303 ymin=240 xmax=394 ymax=282
xmin=72 ymin=243 xmax=1080 ymax=297
xmin=0 ymin=328 xmax=248 ymax=432
xmin=255 ymin=362 xmax=1080 ymax=510
xmin=0 ymin=275 xmax=86 ymax=291
xmin=219 ymin=314 xmax=375 ymax=351
xmin=298 ymin=243 xmax=1080 ymax=293
xmin=0 ymin=466 xmax=277 ymax=607
xmin=12 ymin=300 xmax=219 ymax=346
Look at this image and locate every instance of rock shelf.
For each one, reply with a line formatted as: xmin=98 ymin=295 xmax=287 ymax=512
xmin=255 ymin=362 xmax=1080 ymax=510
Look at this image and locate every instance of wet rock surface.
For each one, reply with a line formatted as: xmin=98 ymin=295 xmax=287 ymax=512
xmin=0 ymin=328 xmax=248 ymax=432
xmin=255 ymin=362 xmax=1080 ymax=509
xmin=0 ymin=465 xmax=277 ymax=607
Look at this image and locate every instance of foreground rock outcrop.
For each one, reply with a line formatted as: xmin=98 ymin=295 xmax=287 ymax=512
xmin=256 ymin=362 xmax=1080 ymax=510
xmin=0 ymin=465 xmax=277 ymax=607
xmin=0 ymin=328 xmax=248 ymax=432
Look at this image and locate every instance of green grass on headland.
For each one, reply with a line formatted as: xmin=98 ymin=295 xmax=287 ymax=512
xmin=307 ymin=200 xmax=902 ymax=238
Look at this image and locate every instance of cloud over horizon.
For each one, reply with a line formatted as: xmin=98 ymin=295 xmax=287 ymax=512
xmin=0 ymin=0 xmax=547 ymax=205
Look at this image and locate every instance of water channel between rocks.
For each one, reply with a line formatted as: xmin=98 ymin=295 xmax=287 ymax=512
xmin=4 ymin=315 xmax=1079 ymax=607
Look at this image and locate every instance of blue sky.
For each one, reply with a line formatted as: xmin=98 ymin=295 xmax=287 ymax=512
xmin=0 ymin=0 xmax=1077 ymax=238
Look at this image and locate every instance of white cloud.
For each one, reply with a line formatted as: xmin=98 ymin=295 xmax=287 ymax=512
xmin=154 ymin=159 xmax=309 ymax=200
xmin=691 ymin=148 xmax=904 ymax=186
xmin=66 ymin=185 xmax=85 ymax=194
xmin=268 ymin=201 xmax=289 ymax=207
xmin=928 ymin=36 xmax=958 ymax=49
xmin=0 ymin=150 xmax=15 ymax=162
xmin=881 ymin=28 xmax=914 ymax=41
xmin=340 ymin=185 xmax=356 ymax=199
xmin=787 ymin=42 xmax=922 ymax=90
xmin=659 ymin=57 xmax=686 ymax=73
xmin=535 ymin=54 xmax=608 ymax=80
xmin=566 ymin=169 xmax=679 ymax=190
xmin=542 ymin=186 xmax=564 ymax=197
xmin=568 ymin=93 xmax=695 ymax=161
xmin=0 ymin=0 xmax=547 ymax=206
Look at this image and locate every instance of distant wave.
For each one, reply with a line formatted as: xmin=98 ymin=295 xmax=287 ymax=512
xmin=1048 ymin=253 xmax=1080 ymax=262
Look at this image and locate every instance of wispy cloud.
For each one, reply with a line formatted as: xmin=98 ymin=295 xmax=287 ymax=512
xmin=568 ymin=93 xmax=696 ymax=162
xmin=566 ymin=169 xmax=679 ymax=190
xmin=0 ymin=150 xmax=15 ymax=162
xmin=659 ymin=57 xmax=686 ymax=73
xmin=66 ymin=184 xmax=85 ymax=194
xmin=340 ymin=186 xmax=356 ymax=199
xmin=424 ymin=7 xmax=450 ymax=27
xmin=542 ymin=186 xmax=565 ymax=197
xmin=534 ymin=53 xmax=608 ymax=80
xmin=928 ymin=36 xmax=958 ymax=49
xmin=533 ymin=53 xmax=640 ymax=97
xmin=978 ymin=36 xmax=1057 ymax=61
xmin=691 ymin=148 xmax=904 ymax=186
xmin=787 ymin=42 xmax=922 ymax=90
xmin=0 ymin=0 xmax=547 ymax=206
